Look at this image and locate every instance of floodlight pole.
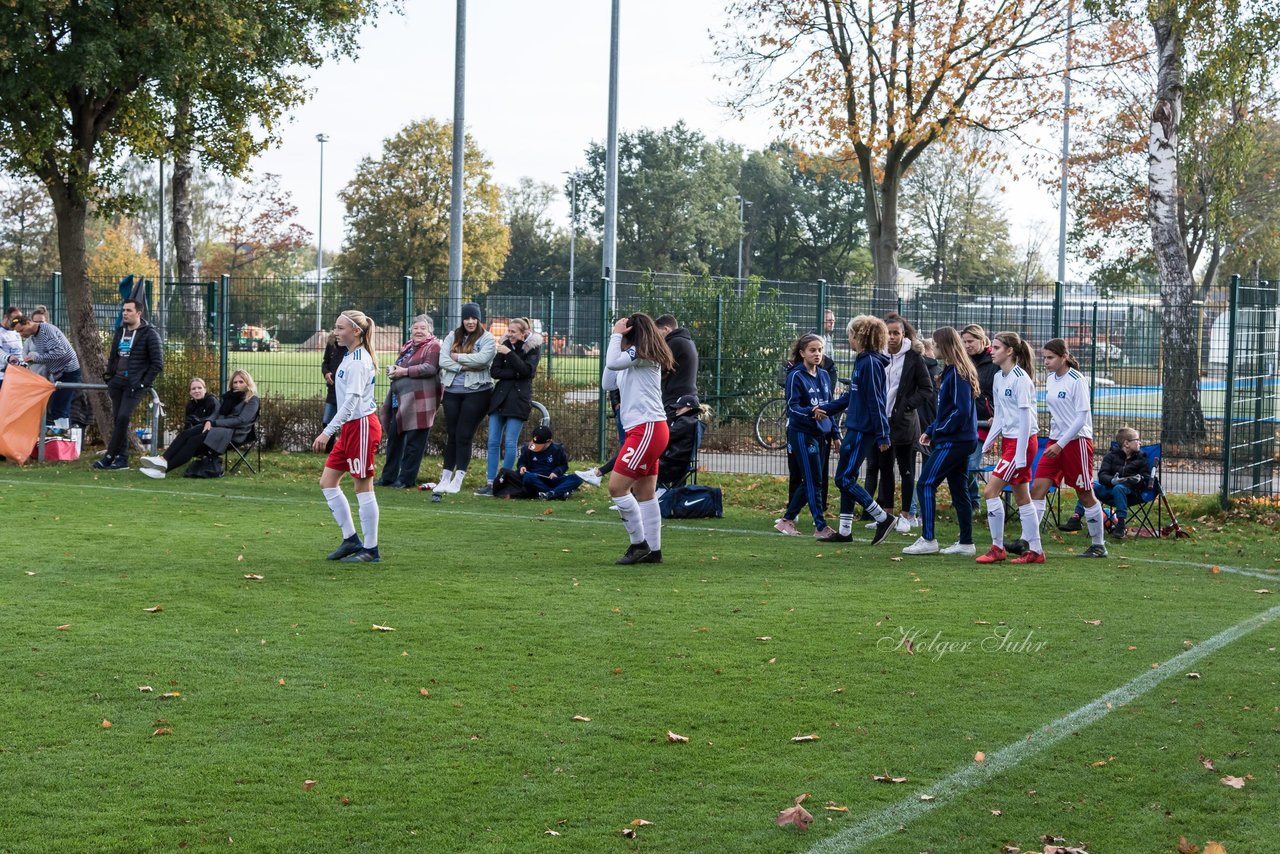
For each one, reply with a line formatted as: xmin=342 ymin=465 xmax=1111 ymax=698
xmin=316 ymin=133 xmax=329 ymax=333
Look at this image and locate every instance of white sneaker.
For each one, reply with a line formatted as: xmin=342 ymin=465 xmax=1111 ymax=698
xmin=865 ymin=520 xmax=878 ymax=529
xmin=432 ymin=470 xmax=454 ymax=494
xmin=141 ymin=455 xmax=167 ymax=470
xmin=576 ymin=468 xmax=602 ymax=487
xmin=895 ymin=515 xmax=912 ymax=534
xmin=902 ymin=537 xmax=939 ymax=555
xmin=940 ymin=542 xmax=977 ymax=556
xmin=140 ymin=467 xmax=165 ymax=479
xmin=444 ymin=470 xmax=466 ymax=493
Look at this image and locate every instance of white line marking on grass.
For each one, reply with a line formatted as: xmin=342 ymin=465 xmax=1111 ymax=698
xmin=805 ymin=601 xmax=1280 ymax=854
xmin=1111 ymin=553 xmax=1280 ymax=581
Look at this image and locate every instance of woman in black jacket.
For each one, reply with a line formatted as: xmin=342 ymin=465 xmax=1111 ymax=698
xmin=476 ymin=318 xmax=542 ymax=496
xmin=866 ymin=313 xmax=933 ymax=532
xmin=184 ymin=378 xmax=219 ymax=428
xmin=139 ymin=370 xmax=260 ymax=479
xmin=961 ymin=324 xmax=1000 ymax=510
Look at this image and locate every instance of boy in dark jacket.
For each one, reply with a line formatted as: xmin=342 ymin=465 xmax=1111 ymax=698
xmin=655 ymin=315 xmax=699 ymax=415
xmin=95 ymin=298 xmax=164 ymax=470
xmin=1063 ymin=427 xmax=1150 ymax=538
xmin=492 ymin=425 xmax=571 ymax=499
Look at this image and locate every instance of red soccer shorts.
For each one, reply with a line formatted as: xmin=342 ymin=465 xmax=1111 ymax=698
xmin=1034 ymin=437 xmax=1094 ymax=491
xmin=991 ymin=436 xmax=1036 ymax=485
xmin=326 ymin=414 xmax=382 ymax=478
xmin=614 ymin=420 xmax=669 ymax=479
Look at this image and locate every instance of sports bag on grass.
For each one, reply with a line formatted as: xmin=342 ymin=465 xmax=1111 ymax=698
xmin=659 ymin=484 xmax=723 ymax=519
xmin=184 ymin=453 xmax=224 ymax=478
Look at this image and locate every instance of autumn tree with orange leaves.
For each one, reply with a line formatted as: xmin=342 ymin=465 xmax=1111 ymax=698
xmin=718 ymin=0 xmax=1074 ymax=309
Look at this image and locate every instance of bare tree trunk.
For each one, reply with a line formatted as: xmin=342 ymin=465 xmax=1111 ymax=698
xmin=44 ymin=174 xmax=113 ymax=442
xmin=861 ymin=156 xmax=901 ymax=312
xmin=172 ymin=96 xmax=205 ymax=343
xmin=1149 ymin=9 xmax=1206 ymax=452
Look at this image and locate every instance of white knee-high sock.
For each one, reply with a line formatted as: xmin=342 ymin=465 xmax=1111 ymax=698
xmin=1083 ymin=502 xmax=1106 ymax=545
xmin=1019 ymin=503 xmax=1042 ymax=554
xmin=986 ymin=497 xmax=1005 ymax=548
xmin=1031 ymin=498 xmax=1045 ymax=525
xmin=613 ymin=493 xmax=645 ymax=544
xmin=357 ymin=490 xmax=379 ymax=548
xmin=639 ymin=498 xmax=662 ymax=550
xmin=323 ymin=487 xmax=356 ymax=539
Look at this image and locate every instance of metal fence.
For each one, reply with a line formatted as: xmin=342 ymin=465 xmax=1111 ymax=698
xmin=4 ymin=271 xmax=1276 ymax=501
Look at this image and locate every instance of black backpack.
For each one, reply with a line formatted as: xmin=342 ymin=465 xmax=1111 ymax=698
xmin=184 ymin=453 xmax=224 ymax=479
xmin=659 ymin=484 xmax=723 ymax=519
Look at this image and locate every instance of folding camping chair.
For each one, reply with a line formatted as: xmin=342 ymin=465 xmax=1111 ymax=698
xmin=224 ymin=421 xmax=261 ymax=475
xmin=658 ymin=417 xmax=706 ymax=489
xmin=1120 ymin=443 xmax=1190 ymax=538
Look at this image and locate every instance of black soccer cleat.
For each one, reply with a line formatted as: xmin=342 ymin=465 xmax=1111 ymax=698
xmin=871 ymin=515 xmax=896 ymax=546
xmin=1005 ymin=538 xmax=1029 ymax=556
xmin=327 ymin=535 xmax=364 ymax=561
xmin=92 ymin=455 xmax=115 ymax=470
xmin=341 ymin=547 xmax=381 ymax=564
xmin=637 ymin=549 xmax=663 ymax=564
xmin=1078 ymin=543 xmax=1108 ymax=559
xmin=1058 ymin=515 xmax=1083 ymax=532
xmin=615 ymin=542 xmax=653 ymax=565
xmin=827 ymin=532 xmax=854 ymax=543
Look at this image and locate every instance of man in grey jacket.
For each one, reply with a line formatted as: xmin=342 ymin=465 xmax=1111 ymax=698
xmin=95 ymin=299 xmax=164 ymax=470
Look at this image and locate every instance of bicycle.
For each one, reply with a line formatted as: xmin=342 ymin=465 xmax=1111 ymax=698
xmin=753 ymin=377 xmax=850 ymax=450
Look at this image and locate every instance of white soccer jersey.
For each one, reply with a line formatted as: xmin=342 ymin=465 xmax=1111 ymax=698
xmin=1045 ymin=368 xmax=1093 ymax=441
xmin=325 ymin=346 xmax=378 ymax=435
xmin=602 ymin=333 xmax=665 ymax=430
xmin=992 ymin=365 xmax=1036 ymax=439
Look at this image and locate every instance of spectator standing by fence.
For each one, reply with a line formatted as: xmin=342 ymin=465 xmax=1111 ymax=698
xmin=433 ymin=303 xmax=496 ymax=495
xmin=96 ymin=299 xmax=163 ymax=469
xmin=477 ymin=317 xmax=541 ymax=496
xmin=378 ymin=315 xmax=441 ymax=489
xmin=8 ymin=314 xmax=83 ymax=428
xmin=655 ymin=314 xmax=699 ymax=415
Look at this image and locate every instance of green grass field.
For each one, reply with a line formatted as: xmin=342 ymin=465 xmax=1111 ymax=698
xmin=1 ymin=457 xmax=1277 ymax=852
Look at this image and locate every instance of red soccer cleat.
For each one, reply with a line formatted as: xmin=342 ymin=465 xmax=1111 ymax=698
xmin=975 ymin=545 xmax=1007 ymax=564
xmin=1010 ymin=550 xmax=1045 ymax=564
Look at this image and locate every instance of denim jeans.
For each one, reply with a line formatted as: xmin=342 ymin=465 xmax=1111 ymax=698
xmin=486 ymin=414 xmax=526 ymax=481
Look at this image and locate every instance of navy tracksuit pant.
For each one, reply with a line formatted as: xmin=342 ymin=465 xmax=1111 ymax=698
xmin=916 ymin=440 xmax=978 ymax=543
xmin=784 ymin=427 xmax=832 ymax=530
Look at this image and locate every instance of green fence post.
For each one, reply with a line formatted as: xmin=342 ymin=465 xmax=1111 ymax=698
xmin=598 ymin=278 xmax=609 ymax=461
xmin=1052 ymin=280 xmax=1064 ymax=340
xmin=1088 ymin=301 xmax=1098 ymax=410
xmin=816 ymin=279 xmax=827 ymax=333
xmin=546 ymin=288 xmax=555 ymax=382
xmin=1250 ymin=281 xmax=1270 ymax=495
xmin=402 ymin=276 xmax=412 ymax=337
xmin=2 ymin=278 xmax=10 ymax=311
xmin=219 ymin=274 xmax=230 ymax=394
xmin=1220 ymin=274 xmax=1240 ymax=509
xmin=715 ymin=294 xmax=724 ymax=403
xmin=51 ymin=272 xmax=62 ymax=327
xmin=206 ymin=282 xmax=217 ymax=335
xmin=146 ymin=278 xmax=155 ymax=319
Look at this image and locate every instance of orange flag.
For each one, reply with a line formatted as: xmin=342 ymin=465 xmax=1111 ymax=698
xmin=0 ymin=366 xmax=56 ymax=465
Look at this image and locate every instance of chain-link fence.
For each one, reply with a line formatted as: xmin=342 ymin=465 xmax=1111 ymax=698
xmin=5 ymin=271 xmax=1276 ymax=501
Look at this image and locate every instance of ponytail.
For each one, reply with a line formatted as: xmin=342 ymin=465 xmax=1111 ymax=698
xmin=993 ymin=330 xmax=1035 ymax=381
xmin=341 ymin=309 xmax=378 ymax=369
xmin=1043 ymin=338 xmax=1080 ymax=371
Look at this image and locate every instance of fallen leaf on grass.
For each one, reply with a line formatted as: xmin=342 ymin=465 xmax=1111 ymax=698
xmin=143 ymin=605 xmax=163 ymax=613
xmin=825 ymin=803 xmax=849 ymax=812
xmin=621 ymin=827 xmax=637 ymax=839
xmin=775 ymin=805 xmax=813 ymax=830
xmin=138 ymin=686 xmax=153 ymax=692
xmin=871 ymin=774 xmax=908 ymax=784
xmin=1082 ymin=619 xmax=1102 ymax=626
xmin=905 ymin=638 xmax=915 ymax=655
xmin=755 ymin=636 xmax=772 ymax=641
xmin=339 ymin=796 xmax=351 ymax=806
xmin=1127 ymin=645 xmax=1138 ymax=651
xmin=584 ymin=509 xmax=596 ymax=515
xmin=974 ymin=751 xmax=986 ymax=763
xmin=152 ymin=727 xmax=173 ymax=736
xmin=629 ymin=819 xmax=652 ymax=827
xmin=1187 ymin=672 xmax=1201 ymax=679
xmin=371 ymin=624 xmax=396 ymax=632
xmin=419 ymin=688 xmax=430 ymax=697
xmin=544 ymin=829 xmax=560 ymax=836
xmin=790 ymin=734 xmax=820 ymax=743
xmin=243 ymin=574 xmax=264 ymax=581
xmin=890 ymin=556 xmax=903 ymax=562
xmin=303 ymin=779 xmax=317 ymax=791
xmin=1221 ymin=775 xmax=1247 ymax=789
xmin=1090 ymin=756 xmax=1115 ymax=767
xmin=833 ymin=687 xmax=845 ymax=694
xmin=237 ymin=555 xmax=244 ymax=562
xmin=990 ymin=809 xmax=1003 ymax=816
xmin=975 ymin=620 xmax=990 ymax=625
xmin=56 ymin=624 xmax=71 ymax=631
xmin=1254 ymin=589 xmax=1272 ymax=594
xmin=1200 ymin=755 xmax=1216 ymax=770
xmin=571 ymin=715 xmax=591 ymax=722
xmin=278 ymin=678 xmax=286 ymax=686
xmin=1210 ymin=565 xmax=1222 ymax=574
xmin=1204 ymin=843 xmax=1227 ymax=854
xmin=160 ymin=692 xmax=181 ymax=699
xmin=919 ymin=794 xmax=934 ymax=802
xmin=101 ymin=719 xmax=112 ymax=729
xmin=24 ymin=571 xmax=35 ymax=576
xmin=666 ymin=730 xmax=689 ymax=743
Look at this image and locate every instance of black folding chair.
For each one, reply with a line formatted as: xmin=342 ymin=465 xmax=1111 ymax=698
xmin=225 ymin=423 xmax=260 ymax=475
xmin=1123 ymin=443 xmax=1190 ymax=538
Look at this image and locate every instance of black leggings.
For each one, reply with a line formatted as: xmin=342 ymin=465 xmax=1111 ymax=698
xmin=164 ymin=426 xmax=211 ymax=471
xmin=441 ymin=389 xmax=492 ymax=472
xmin=865 ymin=442 xmax=916 ymax=512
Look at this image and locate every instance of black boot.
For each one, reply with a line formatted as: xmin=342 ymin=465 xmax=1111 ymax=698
xmin=615 ymin=542 xmax=653 ymax=565
xmin=1058 ymin=514 xmax=1082 ymax=532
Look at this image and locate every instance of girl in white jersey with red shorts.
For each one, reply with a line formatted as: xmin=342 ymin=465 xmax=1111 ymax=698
xmin=312 ymin=310 xmax=383 ymax=563
xmin=603 ymin=313 xmax=676 ymax=565
xmin=1033 ymin=338 xmax=1108 ymax=558
xmin=976 ymin=331 xmax=1042 ymax=565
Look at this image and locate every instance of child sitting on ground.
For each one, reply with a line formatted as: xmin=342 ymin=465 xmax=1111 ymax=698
xmin=492 ymin=424 xmax=572 ymax=499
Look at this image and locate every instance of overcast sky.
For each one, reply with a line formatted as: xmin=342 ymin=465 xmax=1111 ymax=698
xmin=252 ymin=0 xmax=1061 ymax=274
